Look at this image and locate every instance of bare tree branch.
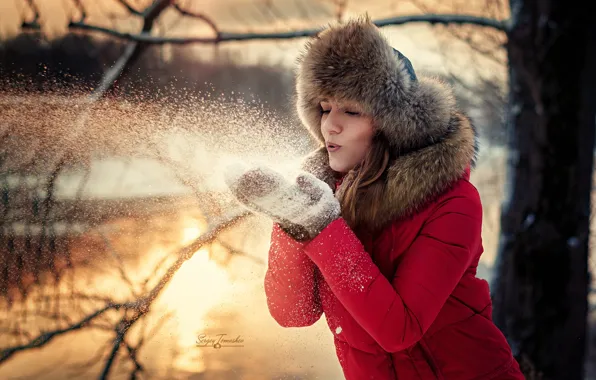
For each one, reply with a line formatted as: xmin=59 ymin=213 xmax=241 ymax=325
xmin=99 ymin=209 xmax=249 ymax=378
xmin=0 ymin=302 xmax=128 ymax=363
xmin=98 ymin=231 xmax=138 ymax=297
xmin=18 ymin=3 xmax=508 ymax=63
xmin=5 ymin=1 xmax=176 ymax=254
xmin=100 ymin=315 xmax=128 ymax=380
xmin=31 ymin=159 xmax=66 ymax=288
xmin=0 ymin=327 xmax=33 ymax=341
xmin=145 ymin=210 xmax=249 ymax=301
xmin=89 ymin=39 xmax=138 ymax=101
xmin=71 ymin=0 xmax=87 ymax=22
xmin=68 ymin=337 xmax=114 ymax=378
xmin=375 ymin=14 xmax=508 ymax=30
xmin=124 ymin=339 xmax=144 ymax=379
xmin=20 ymin=0 xmax=41 ymax=29
xmin=140 ymin=249 xmax=173 ymax=291
xmin=172 ymin=2 xmax=219 ymax=35
xmin=115 ymin=0 xmax=143 ymax=16
xmin=441 ymin=24 xmax=506 ymax=65
xmin=408 ymin=0 xmax=506 ymax=65
xmin=87 ymin=0 xmax=173 ymax=100
xmin=216 ymin=239 xmax=265 ymax=266
xmin=7 ymin=1 xmax=177 ymax=243
xmin=33 ymin=291 xmax=117 ymax=305
xmin=58 ymin=13 xmax=510 ymax=45
xmin=0 ymin=210 xmax=248 ymax=366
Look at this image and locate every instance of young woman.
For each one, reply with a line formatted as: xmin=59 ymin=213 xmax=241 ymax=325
xmin=224 ymin=16 xmax=525 ymax=380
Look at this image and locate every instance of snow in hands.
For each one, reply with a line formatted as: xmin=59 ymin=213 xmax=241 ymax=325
xmin=223 ymin=162 xmax=340 ymax=240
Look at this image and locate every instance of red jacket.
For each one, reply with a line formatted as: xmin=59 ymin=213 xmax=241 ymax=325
xmin=264 ymin=167 xmax=524 ymax=379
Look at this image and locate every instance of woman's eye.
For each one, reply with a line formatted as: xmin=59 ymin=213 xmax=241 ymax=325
xmin=345 ymin=111 xmax=360 ymax=116
xmin=321 ymin=108 xmax=330 ymax=114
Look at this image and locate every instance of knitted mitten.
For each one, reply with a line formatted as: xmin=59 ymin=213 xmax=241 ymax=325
xmin=224 ymin=163 xmax=340 ymax=241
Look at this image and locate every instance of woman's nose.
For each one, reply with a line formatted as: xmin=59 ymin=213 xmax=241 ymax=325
xmin=322 ymin=111 xmax=342 ymax=135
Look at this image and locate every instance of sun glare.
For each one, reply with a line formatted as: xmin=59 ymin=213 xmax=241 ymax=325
xmin=155 ymin=220 xmax=235 ymax=373
xmin=182 ymin=225 xmax=202 ymax=245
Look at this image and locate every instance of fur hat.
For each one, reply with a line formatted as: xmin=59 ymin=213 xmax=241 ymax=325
xmin=294 ymin=16 xmax=480 ymax=229
xmin=295 ymin=15 xmax=470 ymax=155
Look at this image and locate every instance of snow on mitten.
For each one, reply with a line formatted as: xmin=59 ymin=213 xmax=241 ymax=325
xmin=224 ymin=163 xmax=340 ymax=241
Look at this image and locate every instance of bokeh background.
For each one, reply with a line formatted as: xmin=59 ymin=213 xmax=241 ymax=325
xmin=0 ymin=1 xmax=591 ymax=379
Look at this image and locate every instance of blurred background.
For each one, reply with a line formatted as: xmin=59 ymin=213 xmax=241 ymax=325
xmin=0 ymin=0 xmax=593 ymax=379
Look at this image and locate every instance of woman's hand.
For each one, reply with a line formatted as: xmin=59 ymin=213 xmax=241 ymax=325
xmin=224 ymin=163 xmax=341 ymax=241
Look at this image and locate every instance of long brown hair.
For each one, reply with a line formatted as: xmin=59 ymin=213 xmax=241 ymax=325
xmin=336 ymin=133 xmax=392 ymax=232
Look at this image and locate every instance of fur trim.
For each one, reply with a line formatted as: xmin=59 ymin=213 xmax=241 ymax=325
xmin=295 ymin=15 xmax=472 ymax=154
xmin=301 ymin=111 xmax=478 ymax=230
xmin=299 ymin=146 xmax=341 ymax=189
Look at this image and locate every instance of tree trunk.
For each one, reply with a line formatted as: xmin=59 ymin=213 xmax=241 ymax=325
xmin=491 ymin=0 xmax=596 ymax=379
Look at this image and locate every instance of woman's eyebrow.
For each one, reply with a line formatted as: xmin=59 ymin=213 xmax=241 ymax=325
xmin=341 ymin=102 xmax=362 ymax=110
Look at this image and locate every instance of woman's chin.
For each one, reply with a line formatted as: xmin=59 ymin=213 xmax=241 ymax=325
xmin=328 ymin=159 xmax=350 ymax=174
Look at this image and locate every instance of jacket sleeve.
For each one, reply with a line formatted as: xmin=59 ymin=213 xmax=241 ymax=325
xmin=302 ymin=192 xmax=482 ymax=352
xmin=264 ymin=223 xmax=324 ymax=327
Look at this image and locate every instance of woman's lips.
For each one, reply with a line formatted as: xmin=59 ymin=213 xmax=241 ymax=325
xmin=327 ymin=143 xmax=341 ymax=152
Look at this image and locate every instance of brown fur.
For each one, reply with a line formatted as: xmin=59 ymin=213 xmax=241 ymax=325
xmin=299 ymin=146 xmax=341 ymax=189
xmin=294 ymin=16 xmax=479 ymax=230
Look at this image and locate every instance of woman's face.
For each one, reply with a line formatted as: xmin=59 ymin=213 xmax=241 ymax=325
xmin=320 ymin=98 xmax=375 ymax=173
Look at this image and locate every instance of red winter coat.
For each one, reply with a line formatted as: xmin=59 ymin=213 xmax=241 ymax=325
xmin=263 ymin=115 xmax=524 ymax=379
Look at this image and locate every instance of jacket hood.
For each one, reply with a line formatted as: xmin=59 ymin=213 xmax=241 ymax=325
xmin=296 ymin=16 xmax=479 ymax=229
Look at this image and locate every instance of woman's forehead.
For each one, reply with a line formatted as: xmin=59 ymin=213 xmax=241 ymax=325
xmin=319 ymin=97 xmax=362 ymax=107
